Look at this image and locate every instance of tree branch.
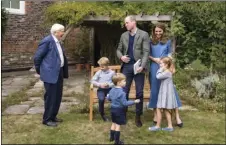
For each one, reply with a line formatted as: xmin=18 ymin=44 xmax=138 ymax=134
xmin=61 ymin=24 xmax=74 ymax=42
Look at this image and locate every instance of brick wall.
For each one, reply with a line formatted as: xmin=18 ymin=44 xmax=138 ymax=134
xmin=1 ymin=1 xmax=79 ymax=71
xmin=2 ymin=1 xmax=51 ymax=71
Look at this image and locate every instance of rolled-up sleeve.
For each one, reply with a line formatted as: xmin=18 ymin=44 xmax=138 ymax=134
xmin=90 ymin=71 xmax=101 ymax=87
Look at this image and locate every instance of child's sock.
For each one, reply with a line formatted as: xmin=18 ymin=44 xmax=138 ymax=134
xmin=114 ymin=131 xmax=124 ymax=144
xmin=110 ymin=130 xmax=115 ymax=142
xmin=114 ymin=131 xmax=120 ymax=144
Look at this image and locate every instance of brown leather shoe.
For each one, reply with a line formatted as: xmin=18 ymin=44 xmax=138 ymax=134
xmin=135 ymin=115 xmax=142 ymax=127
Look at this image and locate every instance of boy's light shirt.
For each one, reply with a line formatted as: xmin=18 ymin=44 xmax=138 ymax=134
xmin=90 ymin=69 xmax=115 ymax=88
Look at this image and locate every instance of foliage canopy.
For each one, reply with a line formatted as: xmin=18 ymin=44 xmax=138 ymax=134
xmin=45 ymin=1 xmax=226 ymax=71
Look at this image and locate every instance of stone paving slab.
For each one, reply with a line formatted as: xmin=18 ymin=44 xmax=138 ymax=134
xmin=33 ymin=80 xmax=43 ymax=88
xmin=29 ymin=97 xmax=42 ymax=101
xmin=64 ymin=77 xmax=85 ymax=86
xmin=2 ymin=92 xmax=9 ymax=97
xmin=63 ymin=86 xmax=84 ymax=95
xmin=2 ymin=75 xmax=37 ymax=98
xmin=2 ymin=79 xmax=13 ymax=85
xmin=65 ymin=102 xmax=80 ymax=105
xmin=27 ymin=107 xmax=44 ymax=114
xmin=26 ymin=80 xmax=44 ymax=96
xmin=62 ymin=97 xmax=79 ymax=102
xmin=63 ymin=88 xmax=76 ymax=96
xmin=2 ymin=86 xmax=22 ymax=94
xmin=59 ymin=102 xmax=70 ymax=113
xmin=3 ymin=105 xmax=30 ymax=115
xmin=74 ymin=86 xmax=84 ymax=94
xmin=2 ymin=68 xmax=88 ymax=115
xmin=12 ymin=78 xmax=33 ymax=86
xmin=26 ymin=89 xmax=41 ymax=96
xmin=20 ymin=100 xmax=35 ymax=105
xmin=13 ymin=77 xmax=24 ymax=82
xmin=33 ymin=99 xmax=44 ymax=107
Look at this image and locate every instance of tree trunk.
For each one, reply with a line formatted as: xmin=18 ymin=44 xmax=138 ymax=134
xmin=61 ymin=24 xmax=74 ymax=42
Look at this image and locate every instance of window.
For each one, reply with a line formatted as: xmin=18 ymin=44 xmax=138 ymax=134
xmin=1 ymin=0 xmax=25 ymax=15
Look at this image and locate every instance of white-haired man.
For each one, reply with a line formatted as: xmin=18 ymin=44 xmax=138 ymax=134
xmin=34 ymin=23 xmax=68 ymax=127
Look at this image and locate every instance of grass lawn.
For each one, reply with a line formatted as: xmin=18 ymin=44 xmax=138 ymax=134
xmin=2 ymin=108 xmax=225 ymax=144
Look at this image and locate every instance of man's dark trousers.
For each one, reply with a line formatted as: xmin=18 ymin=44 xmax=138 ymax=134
xmin=121 ymin=63 xmax=145 ymax=116
xmin=43 ymin=68 xmax=64 ymax=123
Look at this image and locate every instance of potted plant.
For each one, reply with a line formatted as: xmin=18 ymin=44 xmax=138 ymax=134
xmin=73 ymin=27 xmax=90 ymax=71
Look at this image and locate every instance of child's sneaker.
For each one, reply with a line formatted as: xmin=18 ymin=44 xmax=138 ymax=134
xmin=162 ymin=127 xmax=174 ymax=132
xmin=148 ymin=126 xmax=161 ymax=131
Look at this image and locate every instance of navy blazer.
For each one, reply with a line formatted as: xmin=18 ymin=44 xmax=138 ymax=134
xmin=34 ymin=35 xmax=68 ymax=84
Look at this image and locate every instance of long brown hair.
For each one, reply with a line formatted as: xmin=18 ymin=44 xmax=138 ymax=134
xmin=151 ymin=22 xmax=169 ymax=45
xmin=160 ymin=56 xmax=175 ymax=74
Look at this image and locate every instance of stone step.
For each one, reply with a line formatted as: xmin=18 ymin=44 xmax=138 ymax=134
xmin=3 ymin=105 xmax=30 ymax=115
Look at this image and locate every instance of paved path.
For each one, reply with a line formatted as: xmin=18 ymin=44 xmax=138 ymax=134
xmin=2 ymin=67 xmax=198 ymax=115
xmin=2 ymin=73 xmax=38 ymax=99
xmin=2 ymin=68 xmax=88 ymax=115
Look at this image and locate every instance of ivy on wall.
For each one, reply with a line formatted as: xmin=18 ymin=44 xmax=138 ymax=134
xmin=1 ymin=8 xmax=8 ymax=38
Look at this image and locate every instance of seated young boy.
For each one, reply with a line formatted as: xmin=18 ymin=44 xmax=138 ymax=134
xmin=91 ymin=57 xmax=115 ymax=121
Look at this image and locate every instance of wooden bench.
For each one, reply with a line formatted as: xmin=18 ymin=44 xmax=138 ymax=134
xmin=89 ymin=65 xmax=150 ymax=121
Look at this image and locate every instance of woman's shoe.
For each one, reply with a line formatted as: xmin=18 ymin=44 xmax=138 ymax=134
xmin=148 ymin=126 xmax=161 ymax=131
xmin=177 ymin=122 xmax=183 ymax=128
xmin=162 ymin=127 xmax=174 ymax=132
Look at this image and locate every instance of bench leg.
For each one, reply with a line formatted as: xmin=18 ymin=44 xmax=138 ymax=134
xmin=89 ymin=92 xmax=94 ymax=121
xmin=89 ymin=102 xmax=93 ymax=121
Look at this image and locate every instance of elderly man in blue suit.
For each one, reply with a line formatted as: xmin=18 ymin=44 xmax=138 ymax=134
xmin=34 ymin=23 xmax=68 ymax=127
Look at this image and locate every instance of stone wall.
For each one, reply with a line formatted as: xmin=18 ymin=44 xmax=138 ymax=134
xmin=1 ymin=53 xmax=34 ymax=71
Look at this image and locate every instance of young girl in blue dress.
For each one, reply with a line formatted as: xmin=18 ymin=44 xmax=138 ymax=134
xmin=149 ymin=57 xmax=180 ymax=131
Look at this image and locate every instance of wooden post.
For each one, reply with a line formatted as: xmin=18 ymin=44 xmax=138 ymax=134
xmin=89 ymin=66 xmax=94 ymax=121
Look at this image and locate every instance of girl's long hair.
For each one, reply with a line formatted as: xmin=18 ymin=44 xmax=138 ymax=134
xmin=151 ymin=22 xmax=169 ymax=45
xmin=160 ymin=57 xmax=175 ymax=74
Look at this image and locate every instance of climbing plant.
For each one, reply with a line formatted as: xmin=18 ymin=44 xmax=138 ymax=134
xmin=1 ymin=8 xmax=8 ymax=38
xmin=44 ymin=1 xmax=226 ymax=71
xmin=44 ymin=1 xmax=173 ymax=26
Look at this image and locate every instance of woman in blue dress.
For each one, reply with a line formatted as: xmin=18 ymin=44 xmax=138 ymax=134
xmin=148 ymin=23 xmax=183 ymax=127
